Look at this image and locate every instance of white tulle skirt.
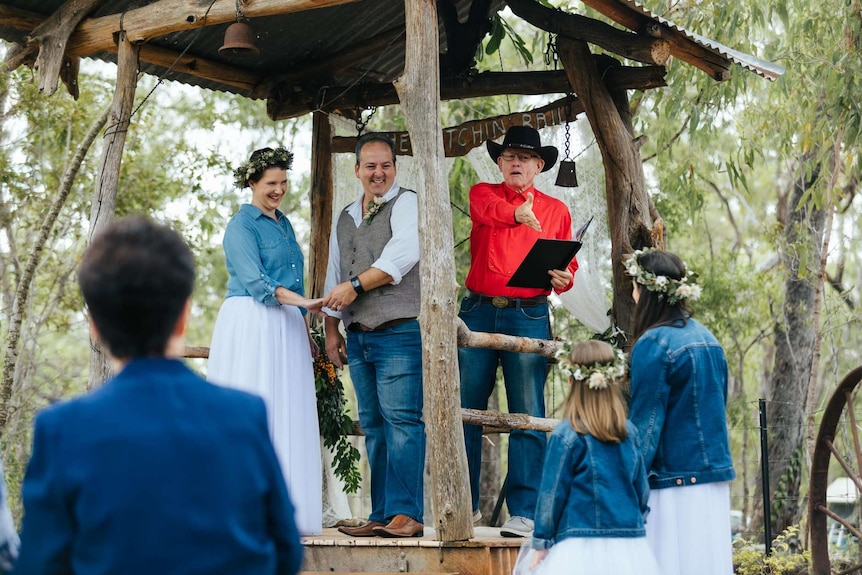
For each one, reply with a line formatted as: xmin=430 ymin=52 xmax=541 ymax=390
xmin=513 ymin=536 xmax=662 ymax=575
xmin=207 ymin=296 xmax=323 ymax=535
xmin=645 ymin=482 xmax=733 ymax=575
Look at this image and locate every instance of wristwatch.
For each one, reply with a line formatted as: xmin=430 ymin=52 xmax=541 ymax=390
xmin=350 ymin=276 xmax=365 ymax=294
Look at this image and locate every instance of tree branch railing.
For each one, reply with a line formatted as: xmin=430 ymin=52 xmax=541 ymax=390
xmin=183 ymin=317 xmax=564 ymax=434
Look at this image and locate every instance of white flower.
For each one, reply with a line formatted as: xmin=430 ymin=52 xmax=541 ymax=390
xmin=372 ymin=195 xmax=385 ymax=205
xmin=654 ymin=275 xmax=669 ymax=288
xmin=588 ymin=371 xmax=608 ymax=390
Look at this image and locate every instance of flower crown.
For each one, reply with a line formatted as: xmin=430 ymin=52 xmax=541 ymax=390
xmin=624 ymin=248 xmax=702 ymax=306
xmin=233 ymin=147 xmax=294 ymax=189
xmin=555 ymin=344 xmax=627 ymax=390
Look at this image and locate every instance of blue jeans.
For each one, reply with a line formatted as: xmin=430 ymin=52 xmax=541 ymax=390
xmin=347 ymin=320 xmax=425 ymax=523
xmin=458 ymin=298 xmax=550 ymax=519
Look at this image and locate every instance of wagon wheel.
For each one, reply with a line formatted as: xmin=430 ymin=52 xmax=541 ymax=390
xmin=810 ymin=366 xmax=862 ymax=575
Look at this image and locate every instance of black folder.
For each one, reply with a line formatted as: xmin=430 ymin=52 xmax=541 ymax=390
xmin=506 ymin=238 xmax=582 ymax=289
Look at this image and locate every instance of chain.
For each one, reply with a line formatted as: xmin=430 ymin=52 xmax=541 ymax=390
xmin=563 ymin=120 xmax=572 ymax=161
xmin=544 ymin=33 xmax=558 ymax=70
xmin=355 ymin=106 xmax=377 ymax=135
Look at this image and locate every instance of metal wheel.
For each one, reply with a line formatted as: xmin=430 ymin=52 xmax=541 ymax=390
xmin=810 ymin=366 xmax=862 ymax=574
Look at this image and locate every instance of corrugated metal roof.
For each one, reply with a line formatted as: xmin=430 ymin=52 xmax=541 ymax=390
xmin=0 ymin=0 xmax=784 ymax=102
xmin=617 ymin=0 xmax=785 ymax=80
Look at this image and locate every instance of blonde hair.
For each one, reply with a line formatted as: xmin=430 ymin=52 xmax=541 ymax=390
xmin=562 ymin=340 xmax=628 ymax=443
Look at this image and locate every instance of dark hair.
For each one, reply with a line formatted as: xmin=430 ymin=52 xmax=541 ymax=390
xmin=629 ymin=249 xmax=690 ymax=343
xmin=78 ymin=216 xmax=195 ymax=359
xmin=354 ymin=133 xmax=397 ymax=166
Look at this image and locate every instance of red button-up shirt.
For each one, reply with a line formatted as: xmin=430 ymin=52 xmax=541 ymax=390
xmin=464 ymin=181 xmax=578 ymax=298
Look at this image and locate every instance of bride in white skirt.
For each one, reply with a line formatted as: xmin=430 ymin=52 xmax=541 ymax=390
xmin=208 ymin=147 xmax=324 ymax=535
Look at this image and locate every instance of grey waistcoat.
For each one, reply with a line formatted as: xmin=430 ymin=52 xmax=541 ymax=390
xmin=337 ymin=188 xmax=421 ymax=330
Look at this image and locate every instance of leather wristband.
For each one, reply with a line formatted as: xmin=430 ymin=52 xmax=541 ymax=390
xmin=350 ymin=276 xmax=365 ymax=294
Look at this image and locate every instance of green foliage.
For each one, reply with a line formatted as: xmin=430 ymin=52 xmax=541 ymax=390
xmin=310 ymin=329 xmax=361 ymax=494
xmin=480 ymin=12 xmax=534 ymax=66
xmin=733 ymin=526 xmax=810 ymax=575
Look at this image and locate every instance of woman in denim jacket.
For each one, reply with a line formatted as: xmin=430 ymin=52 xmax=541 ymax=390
xmin=514 ymin=340 xmax=662 ymax=575
xmin=208 ymin=148 xmax=324 ymax=535
xmin=626 ymin=248 xmax=735 ymax=575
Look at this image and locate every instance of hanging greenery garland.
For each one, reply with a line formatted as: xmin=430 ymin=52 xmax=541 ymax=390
xmin=311 ymin=328 xmax=362 ymax=493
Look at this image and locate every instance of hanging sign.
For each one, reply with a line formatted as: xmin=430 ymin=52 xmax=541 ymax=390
xmin=331 ymin=96 xmax=583 ymax=158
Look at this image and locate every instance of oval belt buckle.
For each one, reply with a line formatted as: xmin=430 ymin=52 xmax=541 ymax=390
xmin=491 ymin=296 xmax=509 ymax=308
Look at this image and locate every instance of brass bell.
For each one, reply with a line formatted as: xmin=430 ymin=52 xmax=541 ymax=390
xmin=219 ymin=22 xmax=260 ymax=57
xmin=555 ymin=159 xmax=578 ymax=188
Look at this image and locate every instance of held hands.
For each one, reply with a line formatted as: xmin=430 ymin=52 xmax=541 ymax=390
xmin=514 ymin=192 xmax=543 ymax=232
xmin=321 ymin=281 xmax=358 ymax=313
xmin=303 ymin=298 xmax=325 ymax=315
xmin=548 ymin=268 xmax=573 ymax=291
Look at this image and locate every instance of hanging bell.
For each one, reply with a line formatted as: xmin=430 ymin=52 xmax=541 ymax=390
xmin=219 ymin=22 xmax=260 ymax=57
xmin=555 ymin=159 xmax=578 ymax=188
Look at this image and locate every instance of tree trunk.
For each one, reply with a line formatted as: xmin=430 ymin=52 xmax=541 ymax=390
xmin=393 ymin=0 xmax=472 ymax=541
xmin=86 ymin=31 xmax=138 ymax=390
xmin=556 ymin=38 xmax=652 ymax=337
xmin=0 ymin=105 xmax=109 ymax=437
xmin=751 ymin=155 xmax=826 ymax=539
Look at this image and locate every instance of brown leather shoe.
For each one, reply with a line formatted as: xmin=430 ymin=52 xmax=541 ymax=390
xmin=337 ymin=520 xmax=386 ymax=537
xmin=372 ymin=514 xmax=424 ymax=538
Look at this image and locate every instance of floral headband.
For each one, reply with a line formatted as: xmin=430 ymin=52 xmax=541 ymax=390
xmin=233 ymin=147 xmax=294 ymax=189
xmin=555 ymin=345 xmax=627 ymax=390
xmin=623 ymin=248 xmax=702 ymax=306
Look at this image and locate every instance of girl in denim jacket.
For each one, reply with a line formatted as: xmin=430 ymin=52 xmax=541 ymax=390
xmin=626 ymin=248 xmax=735 ymax=575
xmin=513 ymin=341 xmax=662 ymax=575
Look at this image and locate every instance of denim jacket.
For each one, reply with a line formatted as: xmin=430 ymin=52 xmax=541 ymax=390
xmin=531 ymin=420 xmax=649 ymax=550
xmin=223 ymin=204 xmax=305 ymax=307
xmin=629 ymin=318 xmax=736 ymax=490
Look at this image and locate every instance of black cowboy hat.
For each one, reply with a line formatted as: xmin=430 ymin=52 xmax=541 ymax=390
xmin=486 ymin=125 xmax=559 ymax=172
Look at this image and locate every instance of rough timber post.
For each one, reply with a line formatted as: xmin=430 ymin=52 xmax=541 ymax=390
xmin=394 ymin=0 xmax=473 ymax=541
xmin=308 ymin=111 xmax=334 ymax=300
xmin=86 ymin=30 xmax=139 ymax=389
xmin=556 ymin=37 xmax=652 ymax=335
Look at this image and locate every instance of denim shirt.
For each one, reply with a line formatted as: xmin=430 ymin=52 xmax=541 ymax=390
xmin=532 ymin=420 xmax=649 ymax=550
xmin=223 ymin=204 xmax=304 ymax=307
xmin=629 ymin=318 xmax=736 ymax=490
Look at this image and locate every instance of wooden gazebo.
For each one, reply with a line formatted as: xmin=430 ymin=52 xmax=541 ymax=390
xmin=0 ymin=0 xmax=784 ymax=554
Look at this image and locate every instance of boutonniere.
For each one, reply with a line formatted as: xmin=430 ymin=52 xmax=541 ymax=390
xmin=363 ymin=195 xmax=386 ymax=223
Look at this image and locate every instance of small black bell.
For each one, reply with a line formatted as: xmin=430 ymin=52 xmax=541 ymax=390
xmin=555 ymin=159 xmax=578 ymax=188
xmin=219 ymin=22 xmax=260 ymax=57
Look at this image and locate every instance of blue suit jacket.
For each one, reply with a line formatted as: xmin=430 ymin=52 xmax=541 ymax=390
xmin=15 ymin=358 xmax=303 ymax=575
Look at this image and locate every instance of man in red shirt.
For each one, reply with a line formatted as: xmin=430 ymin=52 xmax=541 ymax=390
xmin=459 ymin=126 xmax=578 ymax=537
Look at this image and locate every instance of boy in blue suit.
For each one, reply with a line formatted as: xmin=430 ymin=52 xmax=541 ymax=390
xmin=15 ymin=216 xmax=304 ymax=575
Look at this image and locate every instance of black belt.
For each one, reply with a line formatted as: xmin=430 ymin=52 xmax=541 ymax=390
xmin=347 ymin=317 xmax=416 ymax=332
xmin=465 ymin=290 xmax=547 ymax=309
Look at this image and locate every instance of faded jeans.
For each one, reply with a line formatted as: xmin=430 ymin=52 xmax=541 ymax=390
xmin=347 ymin=320 xmax=425 ymax=523
xmin=458 ymin=298 xmax=550 ymax=519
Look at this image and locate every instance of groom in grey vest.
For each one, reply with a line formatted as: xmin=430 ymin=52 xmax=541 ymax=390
xmin=322 ymin=133 xmax=424 ymax=538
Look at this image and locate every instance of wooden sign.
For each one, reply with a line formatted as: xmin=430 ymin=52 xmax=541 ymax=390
xmin=331 ymin=96 xmax=584 ymax=158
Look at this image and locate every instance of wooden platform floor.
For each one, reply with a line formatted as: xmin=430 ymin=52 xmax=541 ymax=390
xmin=301 ymin=527 xmax=524 ymax=575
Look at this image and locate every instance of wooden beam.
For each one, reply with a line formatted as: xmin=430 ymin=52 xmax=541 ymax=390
xmin=268 ymin=65 xmax=666 ymax=120
xmin=330 ymin=96 xmax=585 ymax=158
xmin=395 ymin=0 xmax=473 ymax=543
xmin=577 ymin=0 xmax=732 ymax=80
xmin=1 ymin=4 xmax=263 ymax=94
xmin=66 ymin=0 xmax=359 ymax=57
xmin=137 ymin=44 xmax=261 ymax=93
xmin=556 ymin=37 xmax=652 ymax=336
xmin=506 ymin=0 xmax=670 ymax=66
xmin=308 ymin=111 xmax=333 ymax=300
xmin=29 ymin=0 xmax=108 ymax=96
xmin=87 ymin=30 xmax=139 ymax=389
